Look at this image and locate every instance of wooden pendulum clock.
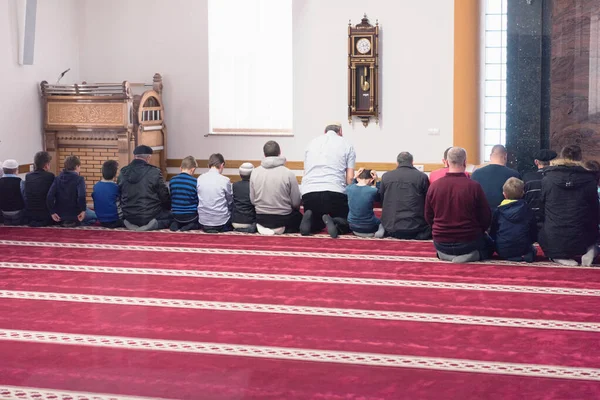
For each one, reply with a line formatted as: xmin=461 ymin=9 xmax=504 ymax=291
xmin=348 ymin=14 xmax=379 ymax=127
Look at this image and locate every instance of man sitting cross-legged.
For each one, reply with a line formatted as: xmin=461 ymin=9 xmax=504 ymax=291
xmin=232 ymin=163 xmax=257 ymax=233
xmin=250 ymin=141 xmax=302 ymax=235
xmin=25 ymin=151 xmax=55 ymax=227
xmin=425 ymin=147 xmax=493 ymax=263
xmin=169 ymin=156 xmax=200 ymax=232
xmin=118 ymin=145 xmax=172 ymax=231
xmin=539 ymin=145 xmax=599 ymax=266
xmin=197 ymin=153 xmax=233 ymax=233
xmin=380 ymin=151 xmax=431 ymax=240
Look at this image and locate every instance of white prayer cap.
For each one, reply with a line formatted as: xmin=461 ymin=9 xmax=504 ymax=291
xmin=239 ymin=162 xmax=254 ymax=177
xmin=2 ymin=159 xmax=18 ymax=169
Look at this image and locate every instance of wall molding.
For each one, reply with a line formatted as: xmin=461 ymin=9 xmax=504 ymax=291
xmin=167 ymin=159 xmax=444 ymax=172
xmin=166 ymin=159 xmax=445 ymax=183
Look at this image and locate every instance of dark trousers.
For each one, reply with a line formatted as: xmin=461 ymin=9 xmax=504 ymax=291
xmin=171 ymin=213 xmax=199 ymax=231
xmin=387 ymin=225 xmax=432 ymax=240
xmin=302 ymin=191 xmax=350 ymax=234
xmin=100 ymin=220 xmax=125 ymax=229
xmin=29 ymin=217 xmax=53 ymax=227
xmin=434 ymin=234 xmax=494 ymax=260
xmin=257 ymin=210 xmax=303 ymax=233
xmin=126 ymin=209 xmax=173 ymax=230
xmin=1 ymin=210 xmax=24 ymax=226
xmin=202 ymin=219 xmax=232 ymax=233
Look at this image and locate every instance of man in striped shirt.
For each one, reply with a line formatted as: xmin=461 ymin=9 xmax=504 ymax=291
xmin=169 ymin=156 xmax=199 ymax=231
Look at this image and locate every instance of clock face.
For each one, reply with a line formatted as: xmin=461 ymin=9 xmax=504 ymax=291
xmin=356 ymin=38 xmax=371 ymax=54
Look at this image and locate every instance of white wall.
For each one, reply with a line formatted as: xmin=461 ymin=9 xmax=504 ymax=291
xmin=0 ymin=0 xmax=80 ymax=165
xmin=79 ymin=0 xmax=455 ymax=163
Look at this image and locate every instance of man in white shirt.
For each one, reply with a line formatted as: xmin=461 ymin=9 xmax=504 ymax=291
xmin=300 ymin=122 xmax=356 ymax=237
xmin=196 ymin=153 xmax=233 ymax=232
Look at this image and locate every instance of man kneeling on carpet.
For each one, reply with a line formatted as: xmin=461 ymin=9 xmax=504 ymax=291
xmin=118 ymin=145 xmax=172 ymax=231
xmin=425 ymin=147 xmax=493 ymax=263
xmin=489 ymin=177 xmax=537 ymax=262
xmin=346 ymin=168 xmax=385 ymax=238
xmin=250 ymin=141 xmax=302 ymax=235
xmin=169 ymin=156 xmax=200 ymax=232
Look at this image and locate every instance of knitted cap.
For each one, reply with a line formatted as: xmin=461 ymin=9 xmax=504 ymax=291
xmin=239 ymin=162 xmax=254 ymax=177
xmin=534 ymin=149 xmax=558 ymax=162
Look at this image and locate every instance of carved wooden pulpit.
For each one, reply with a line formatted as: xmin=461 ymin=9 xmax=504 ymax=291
xmin=40 ymin=73 xmax=167 ymax=200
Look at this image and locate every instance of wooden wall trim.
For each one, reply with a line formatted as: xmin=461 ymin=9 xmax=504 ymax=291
xmin=453 ymin=0 xmax=481 ymax=165
xmin=167 ymin=173 xmax=303 ymax=184
xmin=18 ymin=164 xmax=33 ymax=174
xmin=167 ymin=159 xmax=444 ymax=173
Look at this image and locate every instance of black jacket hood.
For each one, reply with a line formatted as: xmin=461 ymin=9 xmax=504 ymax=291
xmin=544 ymin=159 xmax=597 ymax=190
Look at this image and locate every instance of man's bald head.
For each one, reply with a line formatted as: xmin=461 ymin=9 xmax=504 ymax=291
xmin=490 ymin=144 xmax=508 ymax=165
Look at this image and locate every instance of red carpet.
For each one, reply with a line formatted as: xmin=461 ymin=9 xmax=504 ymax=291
xmin=0 ymin=226 xmax=599 ymax=399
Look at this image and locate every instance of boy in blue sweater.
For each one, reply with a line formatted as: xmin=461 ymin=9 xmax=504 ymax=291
xmin=490 ymin=177 xmax=537 ymax=262
xmin=47 ymin=156 xmax=97 ymax=227
xmin=169 ymin=156 xmax=199 ymax=231
xmin=346 ymin=169 xmax=385 ymax=238
xmin=92 ymin=160 xmax=123 ymax=228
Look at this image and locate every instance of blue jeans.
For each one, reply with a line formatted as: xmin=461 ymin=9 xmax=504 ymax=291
xmin=83 ymin=209 xmax=97 ymax=226
xmin=434 ymin=234 xmax=494 ymax=260
xmin=350 ymin=217 xmax=381 ymax=234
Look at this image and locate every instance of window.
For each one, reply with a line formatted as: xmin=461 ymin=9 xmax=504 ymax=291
xmin=208 ymin=0 xmax=293 ymax=136
xmin=483 ymin=0 xmax=507 ymax=161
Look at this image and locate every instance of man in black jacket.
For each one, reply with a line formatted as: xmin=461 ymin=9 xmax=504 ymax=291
xmin=523 ymin=149 xmax=557 ymax=230
xmin=25 ymin=151 xmax=56 ymax=227
xmin=539 ymin=145 xmax=599 ymax=266
xmin=380 ymin=152 xmax=431 ymax=239
xmin=118 ymin=145 xmax=172 ymax=231
xmin=232 ymin=162 xmax=257 ymax=232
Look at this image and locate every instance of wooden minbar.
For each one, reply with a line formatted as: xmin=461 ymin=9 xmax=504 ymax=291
xmin=40 ymin=73 xmax=168 ymax=200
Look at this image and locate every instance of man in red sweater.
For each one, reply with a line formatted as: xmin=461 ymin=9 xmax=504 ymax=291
xmin=425 ymin=147 xmax=493 ymax=263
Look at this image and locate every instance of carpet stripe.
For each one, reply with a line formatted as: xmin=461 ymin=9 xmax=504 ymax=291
xmin=1 ymin=225 xmax=405 ymax=241
xmin=1 ymin=262 xmax=599 ymax=297
xmin=1 ymin=329 xmax=600 ymax=381
xmin=0 ymin=385 xmax=166 ymax=400
xmin=2 ymin=289 xmax=598 ymax=332
xmin=0 ymin=240 xmax=586 ymax=269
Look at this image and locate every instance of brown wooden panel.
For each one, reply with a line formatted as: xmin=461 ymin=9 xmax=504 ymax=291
xmin=47 ymin=103 xmax=127 ymax=128
xmin=168 ymin=159 xmax=443 ymax=172
xmin=18 ymin=164 xmax=32 ymax=174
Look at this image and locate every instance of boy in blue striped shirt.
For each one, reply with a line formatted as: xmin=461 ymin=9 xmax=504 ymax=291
xmin=169 ymin=156 xmax=199 ymax=231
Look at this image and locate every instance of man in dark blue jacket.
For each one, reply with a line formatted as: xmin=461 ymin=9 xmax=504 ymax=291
xmin=47 ymin=156 xmax=96 ymax=227
xmin=490 ymin=177 xmax=537 ymax=262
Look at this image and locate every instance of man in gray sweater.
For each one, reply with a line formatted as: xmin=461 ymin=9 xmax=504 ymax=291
xmin=250 ymin=141 xmax=302 ymax=233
